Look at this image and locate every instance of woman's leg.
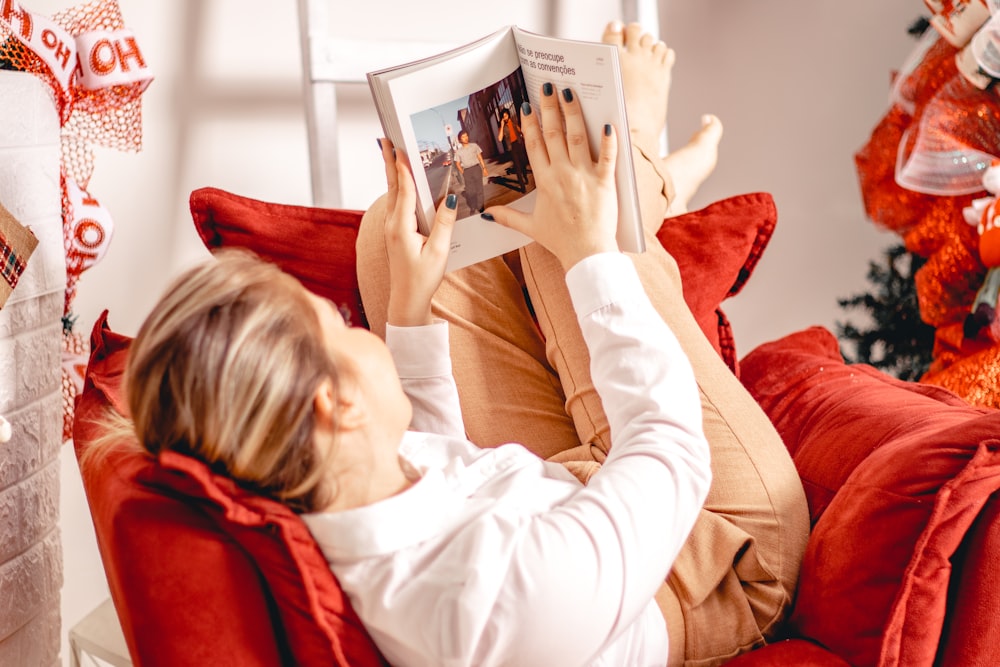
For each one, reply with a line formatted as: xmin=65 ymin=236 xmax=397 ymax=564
xmin=523 ymin=22 xmax=810 ymax=665
xmin=466 ymin=164 xmax=485 ymax=212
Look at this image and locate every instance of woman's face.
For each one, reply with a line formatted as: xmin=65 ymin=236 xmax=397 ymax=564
xmin=307 ymin=292 xmax=412 ymax=431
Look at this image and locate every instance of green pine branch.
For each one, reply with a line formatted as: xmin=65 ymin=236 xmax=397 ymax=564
xmin=836 ymin=244 xmax=935 ymax=381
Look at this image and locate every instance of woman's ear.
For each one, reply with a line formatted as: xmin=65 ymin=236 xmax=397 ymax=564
xmin=313 ymin=377 xmax=367 ymax=432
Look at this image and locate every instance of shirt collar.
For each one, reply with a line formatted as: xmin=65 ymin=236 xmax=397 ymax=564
xmin=302 ymin=434 xmax=463 ymax=561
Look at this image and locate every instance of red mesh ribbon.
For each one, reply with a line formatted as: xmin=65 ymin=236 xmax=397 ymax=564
xmin=1 ymin=0 xmax=152 ymax=441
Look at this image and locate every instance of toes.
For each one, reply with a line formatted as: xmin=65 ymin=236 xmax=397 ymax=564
xmin=623 ymin=22 xmax=644 ymax=49
xmin=652 ymin=40 xmax=674 ymax=65
xmin=602 ymin=20 xmax=624 ymax=45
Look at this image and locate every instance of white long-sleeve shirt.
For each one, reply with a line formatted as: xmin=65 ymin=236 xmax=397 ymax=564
xmin=303 ymin=252 xmax=711 ymax=667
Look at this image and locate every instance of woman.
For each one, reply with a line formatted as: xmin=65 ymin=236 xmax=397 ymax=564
xmin=123 ymin=22 xmax=807 ymax=667
xmin=124 ymin=84 xmax=708 ymax=665
xmin=497 ymin=106 xmax=529 ymax=190
xmin=454 ymin=129 xmax=488 ymax=212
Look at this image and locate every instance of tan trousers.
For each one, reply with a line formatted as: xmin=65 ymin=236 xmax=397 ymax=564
xmin=356 ymin=140 xmax=809 ymax=666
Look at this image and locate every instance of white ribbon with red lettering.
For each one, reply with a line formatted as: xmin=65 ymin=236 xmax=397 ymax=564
xmin=74 ymin=28 xmax=152 ymax=91
xmin=65 ymin=177 xmax=114 ymax=271
xmin=2 ymin=0 xmax=152 ymax=441
xmin=1 ymin=0 xmax=153 ymax=99
xmin=0 ymin=0 xmax=76 ymax=100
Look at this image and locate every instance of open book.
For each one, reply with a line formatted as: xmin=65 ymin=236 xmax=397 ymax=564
xmin=367 ymin=25 xmax=645 ymax=272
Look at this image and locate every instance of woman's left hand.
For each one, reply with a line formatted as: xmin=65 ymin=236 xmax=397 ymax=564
xmin=378 ymin=139 xmax=456 ymax=327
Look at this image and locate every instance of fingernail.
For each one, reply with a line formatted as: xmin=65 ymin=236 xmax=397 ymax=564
xmin=542 ymin=82 xmax=553 ymax=96
xmin=376 ymin=138 xmax=382 ymax=150
xmin=521 ymin=101 xmax=531 ymax=116
xmin=562 ymin=88 xmax=574 ymax=103
xmin=604 ymin=123 xmax=612 ymax=136
xmin=481 ymin=212 xmax=495 ymax=221
xmin=446 ymin=193 xmax=457 ymax=210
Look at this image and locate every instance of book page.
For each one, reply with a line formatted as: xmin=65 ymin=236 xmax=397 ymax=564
xmin=369 ymin=27 xmax=538 ymax=271
xmin=512 ymin=27 xmax=643 ymax=254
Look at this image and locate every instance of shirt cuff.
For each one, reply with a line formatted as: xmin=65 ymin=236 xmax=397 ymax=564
xmin=385 ymin=321 xmax=451 ymax=379
xmin=564 ymin=252 xmax=644 ymax=318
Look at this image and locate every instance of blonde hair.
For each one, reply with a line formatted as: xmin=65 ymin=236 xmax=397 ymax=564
xmin=122 ymin=249 xmax=340 ymax=512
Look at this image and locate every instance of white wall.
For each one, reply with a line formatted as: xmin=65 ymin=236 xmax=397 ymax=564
xmin=660 ymin=1 xmax=915 ymax=355
xmin=45 ymin=0 xmax=922 ymax=663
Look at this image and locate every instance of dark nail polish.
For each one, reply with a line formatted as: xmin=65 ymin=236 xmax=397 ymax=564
xmin=521 ymin=101 xmax=531 ymax=116
xmin=446 ymin=194 xmax=457 ymax=210
xmin=481 ymin=212 xmax=495 ymax=221
xmin=376 ymin=138 xmax=382 ymax=150
xmin=542 ymin=82 xmax=553 ymax=96
xmin=604 ymin=123 xmax=612 ymax=136
xmin=562 ymin=88 xmax=574 ymax=103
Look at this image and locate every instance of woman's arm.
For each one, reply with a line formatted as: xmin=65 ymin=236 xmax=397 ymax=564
xmin=386 ymin=321 xmax=465 ymax=438
xmin=482 ymin=86 xmax=710 ymax=664
xmin=374 ymin=139 xmax=464 ymax=436
xmin=500 ymin=254 xmax=708 ymax=664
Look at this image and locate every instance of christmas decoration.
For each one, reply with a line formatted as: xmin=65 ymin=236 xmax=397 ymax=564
xmin=852 ymin=3 xmax=1000 ymax=408
xmin=1 ymin=0 xmax=152 ymax=439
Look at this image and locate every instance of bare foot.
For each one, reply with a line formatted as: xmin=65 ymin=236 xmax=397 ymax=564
xmin=602 ymin=21 xmax=673 ymax=152
xmin=665 ymin=114 xmax=724 ymax=216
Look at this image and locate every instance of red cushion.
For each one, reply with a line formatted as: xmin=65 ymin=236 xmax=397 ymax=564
xmin=657 ymin=191 xmax=777 ymax=376
xmin=73 ymin=312 xmax=386 ymax=667
xmin=739 ymin=327 xmax=1000 ymax=666
xmin=722 ymin=639 xmax=850 ymax=666
xmin=189 ymin=188 xmax=368 ymax=329
xmin=189 ymin=187 xmax=777 ymax=375
xmin=934 ymin=495 xmax=1000 ymax=666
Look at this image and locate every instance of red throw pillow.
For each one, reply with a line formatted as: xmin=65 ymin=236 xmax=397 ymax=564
xmin=73 ymin=312 xmax=387 ymax=667
xmin=189 ymin=188 xmax=369 ymax=329
xmin=190 ymin=187 xmax=778 ymax=375
xmin=656 ymin=191 xmax=776 ymax=375
xmin=739 ymin=326 xmax=1000 ymax=666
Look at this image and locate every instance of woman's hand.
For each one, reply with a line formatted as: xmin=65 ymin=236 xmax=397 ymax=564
xmin=485 ymin=84 xmax=619 ymax=271
xmin=378 ymin=139 xmax=457 ymax=327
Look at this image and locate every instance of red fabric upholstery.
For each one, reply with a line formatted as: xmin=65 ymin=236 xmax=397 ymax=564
xmin=190 ymin=187 xmax=778 ymax=375
xmin=189 ymin=188 xmax=369 ymax=329
xmin=656 ymin=191 xmax=777 ymax=376
xmin=73 ymin=312 xmax=386 ymax=667
xmin=935 ymin=495 xmax=1000 ymax=666
xmin=740 ymin=326 xmax=1000 ymax=667
xmin=722 ymin=639 xmax=851 ymax=666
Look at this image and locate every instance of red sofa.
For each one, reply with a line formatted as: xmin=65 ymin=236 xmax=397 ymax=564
xmin=73 ymin=188 xmax=1000 ymax=666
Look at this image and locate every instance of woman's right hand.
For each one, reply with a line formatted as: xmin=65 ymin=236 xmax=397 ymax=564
xmin=485 ymin=84 xmax=620 ymax=271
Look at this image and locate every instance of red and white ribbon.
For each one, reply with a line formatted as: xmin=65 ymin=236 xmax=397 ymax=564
xmin=2 ymin=0 xmax=151 ymax=442
xmin=75 ymin=28 xmax=151 ymax=91
xmin=1 ymin=0 xmax=76 ymax=105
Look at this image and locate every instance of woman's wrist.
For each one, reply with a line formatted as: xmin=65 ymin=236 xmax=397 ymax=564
xmin=387 ymin=296 xmax=433 ymax=327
